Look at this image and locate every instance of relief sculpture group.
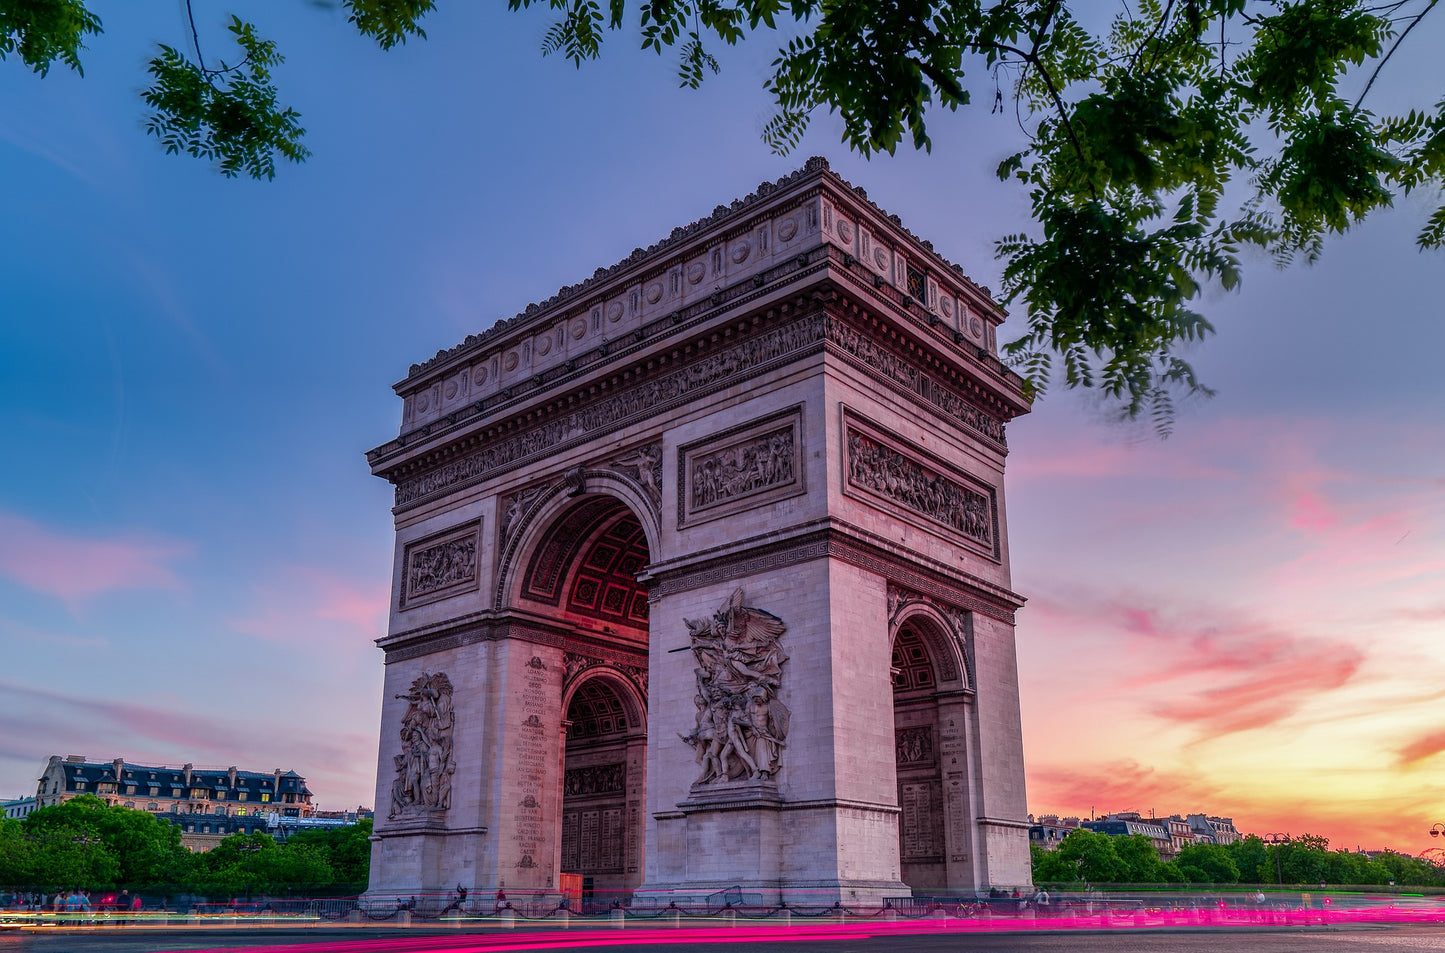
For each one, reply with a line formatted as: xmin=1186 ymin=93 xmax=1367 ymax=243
xmin=389 ymin=671 xmax=457 ymax=818
xmin=679 ymin=588 xmax=791 ymax=784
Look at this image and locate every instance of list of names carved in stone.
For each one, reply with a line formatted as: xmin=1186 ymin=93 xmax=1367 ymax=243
xmin=511 ymin=657 xmax=551 ymax=867
xmin=900 ymin=780 xmax=943 ymax=861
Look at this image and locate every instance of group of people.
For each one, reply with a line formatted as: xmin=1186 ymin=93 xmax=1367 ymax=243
xmin=0 ymin=889 xmax=142 ymax=915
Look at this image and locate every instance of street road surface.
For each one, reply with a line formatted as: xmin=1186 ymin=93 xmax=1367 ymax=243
xmin=4 ymin=923 xmax=1445 ymax=953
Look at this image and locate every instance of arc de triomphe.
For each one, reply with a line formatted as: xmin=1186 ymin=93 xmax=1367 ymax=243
xmin=364 ymin=158 xmax=1032 ymax=906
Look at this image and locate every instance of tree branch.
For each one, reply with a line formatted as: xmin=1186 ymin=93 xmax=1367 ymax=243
xmin=1354 ymin=0 xmax=1437 ymax=110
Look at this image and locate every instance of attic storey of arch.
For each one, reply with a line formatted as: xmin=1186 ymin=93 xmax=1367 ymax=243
xmin=5 ymin=0 xmax=1441 ymax=429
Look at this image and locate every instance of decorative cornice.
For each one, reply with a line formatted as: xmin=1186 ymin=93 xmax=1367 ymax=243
xmin=376 ymin=299 xmax=1018 ymax=512
xmin=383 ymin=308 xmax=829 ymax=508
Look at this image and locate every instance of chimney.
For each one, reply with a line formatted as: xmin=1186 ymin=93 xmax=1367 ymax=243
xmin=183 ymin=763 xmax=193 ymax=786
xmin=113 ymin=758 xmax=124 ymax=779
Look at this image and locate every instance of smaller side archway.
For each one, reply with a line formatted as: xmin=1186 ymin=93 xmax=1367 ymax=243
xmin=890 ymin=606 xmax=976 ymax=892
xmin=559 ymin=669 xmax=648 ymax=907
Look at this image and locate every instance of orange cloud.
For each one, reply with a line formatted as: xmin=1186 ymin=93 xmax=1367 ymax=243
xmin=0 ymin=512 xmax=189 ymax=603
xmin=1398 ymin=729 xmax=1445 ymax=767
xmin=1029 ymin=761 xmax=1222 ymax=817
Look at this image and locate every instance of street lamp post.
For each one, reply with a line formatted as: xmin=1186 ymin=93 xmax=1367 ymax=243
xmin=1429 ymin=824 xmax=1445 ymax=839
xmin=1264 ymin=833 xmax=1291 ymax=885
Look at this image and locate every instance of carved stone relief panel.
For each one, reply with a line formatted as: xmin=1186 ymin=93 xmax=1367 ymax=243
xmin=678 ymin=588 xmax=790 ymax=785
xmin=678 ymin=406 xmax=805 ymax=528
xmin=895 ymin=726 xmax=935 ymax=766
xmin=388 ymin=671 xmax=456 ymax=818
xmin=400 ymin=520 xmax=481 ymax=609
xmin=605 ymin=442 xmax=663 ymax=514
xmin=563 ymin=762 xmax=626 ymax=799
xmin=843 ymin=409 xmax=999 ymax=559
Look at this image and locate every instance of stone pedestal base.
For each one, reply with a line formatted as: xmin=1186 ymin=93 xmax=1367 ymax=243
xmin=362 ymin=815 xmax=486 ymax=903
xmin=637 ymin=781 xmax=908 ymax=907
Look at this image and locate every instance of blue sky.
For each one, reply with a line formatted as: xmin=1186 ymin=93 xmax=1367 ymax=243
xmin=2 ymin=2 xmax=1442 ymax=848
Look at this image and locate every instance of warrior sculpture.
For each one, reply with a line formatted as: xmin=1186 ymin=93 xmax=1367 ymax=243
xmin=389 ymin=671 xmax=457 ymax=817
xmin=679 ymin=589 xmax=790 ymax=784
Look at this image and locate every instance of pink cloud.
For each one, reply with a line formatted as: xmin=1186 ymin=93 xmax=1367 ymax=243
xmin=229 ymin=566 xmax=388 ymax=647
xmin=1029 ymin=761 xmax=1222 ymax=817
xmin=0 ymin=680 xmax=377 ymax=805
xmin=1027 ymin=592 xmax=1364 ymax=739
xmin=0 ymin=512 xmax=189 ymax=603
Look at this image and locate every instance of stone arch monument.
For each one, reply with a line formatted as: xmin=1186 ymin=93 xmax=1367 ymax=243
xmin=364 ymin=159 xmax=1033 ymax=906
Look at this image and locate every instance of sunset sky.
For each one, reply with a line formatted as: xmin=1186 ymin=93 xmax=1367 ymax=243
xmin=1 ymin=3 xmax=1441 ymax=854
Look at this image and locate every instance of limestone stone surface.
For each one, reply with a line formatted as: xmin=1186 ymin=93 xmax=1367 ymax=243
xmin=364 ymin=158 xmax=1033 ymax=907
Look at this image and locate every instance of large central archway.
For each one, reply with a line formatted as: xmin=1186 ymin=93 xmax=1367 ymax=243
xmin=513 ymin=493 xmax=652 ymax=903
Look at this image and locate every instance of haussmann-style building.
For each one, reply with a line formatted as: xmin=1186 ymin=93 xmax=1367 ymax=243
xmin=363 ymin=158 xmax=1034 ymax=907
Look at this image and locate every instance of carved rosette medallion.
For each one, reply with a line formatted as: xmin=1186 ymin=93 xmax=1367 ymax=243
xmin=678 ymin=588 xmax=791 ymax=785
xmin=388 ymin=671 xmax=457 ymax=818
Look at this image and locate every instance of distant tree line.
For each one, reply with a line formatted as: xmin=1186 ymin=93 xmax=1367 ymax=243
xmin=0 ymin=794 xmax=369 ymax=898
xmin=1033 ymin=829 xmax=1445 ymax=888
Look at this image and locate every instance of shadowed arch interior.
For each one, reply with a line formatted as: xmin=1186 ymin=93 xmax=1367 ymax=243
xmin=893 ymin=618 xmax=948 ymax=890
xmin=521 ymin=497 xmax=649 ymax=635
xmin=562 ymin=675 xmax=645 ymax=904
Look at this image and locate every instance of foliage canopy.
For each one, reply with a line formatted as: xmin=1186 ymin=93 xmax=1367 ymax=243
xmin=0 ymin=797 xmax=369 ymax=897
xmin=4 ymin=0 xmax=1442 ymax=426
xmin=1032 ymin=828 xmax=1445 ymax=888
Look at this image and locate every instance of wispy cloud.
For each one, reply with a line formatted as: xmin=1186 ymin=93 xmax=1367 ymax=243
xmin=0 ymin=680 xmax=375 ymax=792
xmin=0 ymin=511 xmax=190 ymax=604
xmin=229 ymin=566 xmax=388 ymax=649
xmin=1397 ymin=729 xmax=1445 ymax=767
xmin=1027 ymin=592 xmax=1364 ymax=740
xmin=1029 ymin=761 xmax=1222 ymax=817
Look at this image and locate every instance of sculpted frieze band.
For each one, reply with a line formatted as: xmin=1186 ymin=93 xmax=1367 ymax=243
xmin=847 ymin=427 xmax=994 ymax=551
xmin=390 ymin=308 xmax=1007 ymax=508
xmin=394 ymin=314 xmax=827 ymax=506
xmin=823 ymin=313 xmax=1007 ymax=445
